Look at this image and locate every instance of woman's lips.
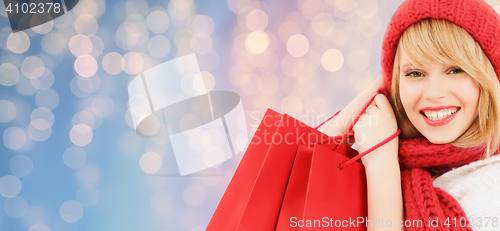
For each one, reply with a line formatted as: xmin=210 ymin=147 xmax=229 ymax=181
xmin=419 ymin=107 xmax=460 ymax=126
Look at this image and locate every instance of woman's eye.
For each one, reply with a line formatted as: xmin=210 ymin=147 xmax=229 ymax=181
xmin=405 ymin=71 xmax=423 ymax=78
xmin=449 ymin=67 xmax=465 ymax=75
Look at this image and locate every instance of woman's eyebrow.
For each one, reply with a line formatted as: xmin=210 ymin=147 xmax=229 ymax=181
xmin=401 ymin=63 xmax=414 ymax=69
xmin=400 ymin=64 xmax=415 ymax=70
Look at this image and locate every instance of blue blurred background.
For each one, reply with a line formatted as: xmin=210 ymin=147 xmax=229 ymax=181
xmin=2 ymin=0 xmax=500 ymax=230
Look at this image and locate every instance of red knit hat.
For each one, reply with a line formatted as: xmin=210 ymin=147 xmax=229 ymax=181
xmin=381 ymin=0 xmax=500 ymax=89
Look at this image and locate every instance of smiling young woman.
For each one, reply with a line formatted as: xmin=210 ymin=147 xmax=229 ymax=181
xmin=320 ymin=0 xmax=500 ymax=230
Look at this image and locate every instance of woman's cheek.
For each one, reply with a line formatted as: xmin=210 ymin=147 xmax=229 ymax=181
xmin=399 ymin=83 xmax=418 ymax=114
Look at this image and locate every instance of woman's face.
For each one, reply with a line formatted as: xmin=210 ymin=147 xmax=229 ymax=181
xmin=399 ymin=55 xmax=480 ymax=144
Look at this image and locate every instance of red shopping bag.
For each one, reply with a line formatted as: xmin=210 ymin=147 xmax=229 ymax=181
xmin=206 ymin=108 xmax=334 ymax=231
xmin=301 ymin=143 xmax=368 ymax=230
xmin=274 ymin=144 xmax=315 ymax=230
xmin=275 ymin=142 xmax=361 ymax=230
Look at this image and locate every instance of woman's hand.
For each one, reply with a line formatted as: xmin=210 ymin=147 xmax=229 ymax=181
xmin=352 ymin=93 xmax=398 ymax=168
xmin=320 ymin=74 xmax=402 ymax=231
xmin=319 ymin=75 xmax=387 ymax=142
xmin=352 ymin=93 xmax=403 ymax=231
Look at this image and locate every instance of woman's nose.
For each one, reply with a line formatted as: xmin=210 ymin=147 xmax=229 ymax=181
xmin=423 ymin=74 xmax=447 ymax=101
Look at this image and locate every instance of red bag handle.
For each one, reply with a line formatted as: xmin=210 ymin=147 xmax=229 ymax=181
xmin=313 ymin=88 xmax=401 ymax=169
xmin=315 ymin=110 xmax=342 ymax=131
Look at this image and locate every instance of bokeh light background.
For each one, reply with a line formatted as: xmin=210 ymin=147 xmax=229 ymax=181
xmin=2 ymin=0 xmax=500 ymax=230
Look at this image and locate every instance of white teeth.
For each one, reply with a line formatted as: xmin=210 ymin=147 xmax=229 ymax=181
xmin=423 ymin=108 xmax=458 ymax=121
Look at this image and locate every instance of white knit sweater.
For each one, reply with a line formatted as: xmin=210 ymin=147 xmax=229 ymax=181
xmin=433 ymin=154 xmax=500 ymax=231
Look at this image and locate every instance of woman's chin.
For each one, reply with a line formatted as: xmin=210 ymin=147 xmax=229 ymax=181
xmin=422 ymin=134 xmax=458 ymax=144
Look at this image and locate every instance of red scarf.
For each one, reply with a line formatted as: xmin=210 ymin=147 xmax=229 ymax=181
xmin=398 ymin=137 xmax=485 ymax=231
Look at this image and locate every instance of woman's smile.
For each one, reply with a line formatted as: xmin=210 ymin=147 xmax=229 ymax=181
xmin=420 ymin=106 xmax=460 ymax=126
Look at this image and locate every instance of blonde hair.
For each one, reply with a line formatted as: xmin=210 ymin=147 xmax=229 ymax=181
xmin=389 ymin=18 xmax=500 ymax=158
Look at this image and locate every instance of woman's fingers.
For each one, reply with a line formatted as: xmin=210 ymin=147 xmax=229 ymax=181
xmin=365 ymin=98 xmax=379 ymax=114
xmin=346 ymin=130 xmax=356 ymax=147
xmin=373 ymin=94 xmax=392 ymax=111
xmin=364 ymin=94 xmax=393 ymax=116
